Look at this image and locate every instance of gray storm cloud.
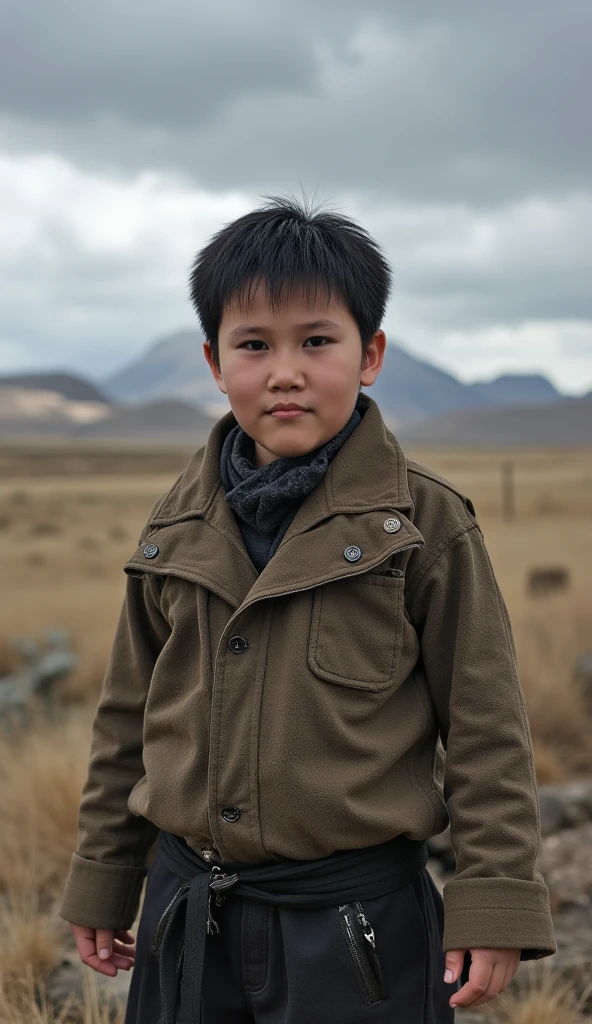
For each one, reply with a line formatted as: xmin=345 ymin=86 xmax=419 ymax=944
xmin=1 ymin=1 xmax=589 ymax=202
xmin=0 ymin=1 xmax=590 ymax=388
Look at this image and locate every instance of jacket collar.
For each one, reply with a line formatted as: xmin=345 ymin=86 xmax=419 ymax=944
xmin=125 ymin=392 xmax=424 ymax=612
xmin=151 ymin=391 xmax=413 ymax=528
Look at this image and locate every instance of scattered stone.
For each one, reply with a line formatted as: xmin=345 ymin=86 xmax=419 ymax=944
xmin=538 ymin=779 xmax=592 ymax=834
xmin=574 ymin=650 xmax=592 ymax=698
xmin=537 ymin=821 xmax=592 ymax=911
xmin=45 ymin=955 xmax=131 ymax=1020
xmin=0 ymin=628 xmax=77 ymax=729
xmin=426 ymin=790 xmax=592 ymax=1017
xmin=538 ymin=787 xmax=569 ymax=836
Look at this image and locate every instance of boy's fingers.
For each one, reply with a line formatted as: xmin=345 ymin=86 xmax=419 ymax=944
xmin=68 ymin=924 xmax=132 ymax=975
xmin=96 ymin=928 xmax=114 ymax=960
xmin=469 ymin=961 xmax=508 ymax=1007
xmin=443 ymin=949 xmax=465 ymax=984
xmin=76 ymin=942 xmax=118 ymax=976
xmin=504 ymin=955 xmax=520 ymax=987
xmin=112 ymin=940 xmax=136 ymax=965
xmin=86 ymin=954 xmax=119 ymax=976
xmin=113 ymin=936 xmax=136 ymax=955
xmin=450 ymin=956 xmax=494 ymax=1008
xmin=109 ymin=952 xmax=135 ymax=970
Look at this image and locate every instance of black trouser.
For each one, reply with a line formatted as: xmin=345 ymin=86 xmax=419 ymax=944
xmin=125 ymin=846 xmax=457 ymax=1024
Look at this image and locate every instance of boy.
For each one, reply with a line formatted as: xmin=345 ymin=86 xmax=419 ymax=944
xmin=60 ymin=195 xmax=556 ymax=1023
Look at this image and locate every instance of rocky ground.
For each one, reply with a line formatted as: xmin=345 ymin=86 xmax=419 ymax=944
xmin=430 ymin=779 xmax=592 ymax=1022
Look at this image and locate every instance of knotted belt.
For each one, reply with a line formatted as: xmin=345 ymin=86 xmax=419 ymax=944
xmin=151 ymin=829 xmax=429 ymax=1023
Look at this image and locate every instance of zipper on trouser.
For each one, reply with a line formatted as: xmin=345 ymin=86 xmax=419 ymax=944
xmin=338 ymin=900 xmax=386 ymax=1005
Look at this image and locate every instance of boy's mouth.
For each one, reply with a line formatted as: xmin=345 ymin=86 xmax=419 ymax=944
xmin=267 ymin=403 xmax=309 ymax=419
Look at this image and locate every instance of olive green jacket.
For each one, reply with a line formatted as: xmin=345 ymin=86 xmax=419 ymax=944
xmin=59 ymin=392 xmax=556 ymax=958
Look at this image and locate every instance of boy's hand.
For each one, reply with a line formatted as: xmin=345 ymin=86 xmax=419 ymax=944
xmin=445 ymin=947 xmax=520 ymax=1008
xmin=68 ymin=923 xmax=136 ymax=977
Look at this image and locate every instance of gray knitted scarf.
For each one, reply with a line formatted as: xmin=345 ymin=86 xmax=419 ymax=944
xmin=220 ymin=397 xmax=365 ymax=571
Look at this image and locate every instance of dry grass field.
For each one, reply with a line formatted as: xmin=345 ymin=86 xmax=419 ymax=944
xmin=0 ymin=440 xmax=591 ymax=1022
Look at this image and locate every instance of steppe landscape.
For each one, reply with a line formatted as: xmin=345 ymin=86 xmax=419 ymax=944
xmin=0 ymin=440 xmax=591 ymax=1022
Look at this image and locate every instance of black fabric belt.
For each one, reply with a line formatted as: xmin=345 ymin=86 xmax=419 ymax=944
xmin=152 ymin=829 xmax=429 ymax=1024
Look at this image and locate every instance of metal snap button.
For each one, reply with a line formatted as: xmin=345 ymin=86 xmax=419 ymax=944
xmin=221 ymin=806 xmax=240 ymax=823
xmin=344 ymin=545 xmax=362 ymax=562
xmin=143 ymin=543 xmax=159 ymax=558
xmin=383 ymin=517 xmax=401 ymax=533
xmin=228 ymin=636 xmax=248 ymax=654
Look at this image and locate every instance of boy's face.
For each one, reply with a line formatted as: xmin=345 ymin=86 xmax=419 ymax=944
xmin=203 ymin=281 xmax=386 ymax=467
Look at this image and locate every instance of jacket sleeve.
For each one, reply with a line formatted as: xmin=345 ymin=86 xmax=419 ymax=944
xmin=58 ymin=524 xmax=171 ymax=931
xmin=407 ymin=521 xmax=556 ymax=959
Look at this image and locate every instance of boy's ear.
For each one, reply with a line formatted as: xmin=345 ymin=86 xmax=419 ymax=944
xmin=203 ymin=340 xmax=227 ymax=394
xmin=360 ymin=329 xmax=386 ymax=387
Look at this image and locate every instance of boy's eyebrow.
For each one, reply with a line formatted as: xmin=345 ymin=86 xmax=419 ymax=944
xmin=228 ymin=319 xmax=341 ymax=340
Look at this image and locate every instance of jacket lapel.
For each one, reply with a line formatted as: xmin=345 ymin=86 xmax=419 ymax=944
xmin=123 ymin=392 xmax=425 ymax=611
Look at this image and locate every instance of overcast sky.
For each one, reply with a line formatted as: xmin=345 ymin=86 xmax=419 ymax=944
xmin=1 ymin=1 xmax=591 ymax=392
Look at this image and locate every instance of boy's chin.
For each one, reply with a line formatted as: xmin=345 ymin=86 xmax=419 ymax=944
xmin=254 ymin=435 xmax=320 ymax=464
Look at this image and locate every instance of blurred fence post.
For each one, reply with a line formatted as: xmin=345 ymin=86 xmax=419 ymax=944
xmin=501 ymin=460 xmax=515 ymax=520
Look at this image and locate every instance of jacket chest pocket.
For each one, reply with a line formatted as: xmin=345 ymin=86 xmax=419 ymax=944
xmin=308 ymin=570 xmax=406 ymax=690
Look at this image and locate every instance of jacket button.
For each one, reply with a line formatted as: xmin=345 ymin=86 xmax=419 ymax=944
xmin=344 ymin=545 xmax=362 ymax=562
xmin=143 ymin=543 xmax=159 ymax=558
xmin=221 ymin=806 xmax=240 ymax=823
xmin=228 ymin=635 xmax=248 ymax=653
xmin=383 ymin=517 xmax=401 ymax=533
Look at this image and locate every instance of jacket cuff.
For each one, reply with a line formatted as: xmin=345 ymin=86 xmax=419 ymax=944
xmin=442 ymin=877 xmax=557 ymax=960
xmin=58 ymin=852 xmax=147 ymax=930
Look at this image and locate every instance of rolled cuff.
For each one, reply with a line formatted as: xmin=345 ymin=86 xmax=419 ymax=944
xmin=58 ymin=852 xmax=147 ymax=930
xmin=442 ymin=877 xmax=556 ymax=960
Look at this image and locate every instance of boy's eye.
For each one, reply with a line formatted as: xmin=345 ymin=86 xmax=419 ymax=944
xmin=239 ymin=336 xmax=332 ymax=350
xmin=305 ymin=336 xmax=332 ymax=347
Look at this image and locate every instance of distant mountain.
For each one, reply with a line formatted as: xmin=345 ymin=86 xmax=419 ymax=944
xmin=0 ymin=372 xmax=110 ymax=404
xmin=398 ymin=396 xmax=592 ymax=447
xmin=0 ymin=386 xmax=111 ymax=435
xmin=103 ymin=329 xmax=564 ymax=425
xmin=366 ymin=343 xmax=469 ymax=425
xmin=1 ymin=331 xmax=577 ymax=445
xmin=74 ymin=400 xmax=215 ymax=443
xmin=104 ymin=330 xmax=226 ymax=415
xmin=467 ymin=373 xmax=560 ymax=407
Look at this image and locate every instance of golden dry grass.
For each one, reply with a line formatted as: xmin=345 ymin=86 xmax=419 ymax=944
xmin=491 ymin=958 xmax=592 ymax=1024
xmin=0 ymin=708 xmax=93 ymax=899
xmin=0 ymin=897 xmax=61 ymax=1005
xmin=0 ymin=967 xmax=124 ymax=1024
xmin=0 ymin=441 xmax=590 ymax=1021
xmin=0 ymin=711 xmax=128 ymax=1022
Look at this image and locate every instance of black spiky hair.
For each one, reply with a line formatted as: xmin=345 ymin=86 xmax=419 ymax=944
xmin=188 ymin=191 xmax=392 ymax=370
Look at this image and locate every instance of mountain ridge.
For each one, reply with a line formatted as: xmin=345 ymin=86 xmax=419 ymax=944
xmin=1 ymin=329 xmax=586 ymax=445
xmin=102 ymin=328 xmax=566 ymax=424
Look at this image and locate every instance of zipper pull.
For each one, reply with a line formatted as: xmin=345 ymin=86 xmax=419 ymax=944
xmin=354 ymin=905 xmax=376 ymax=948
